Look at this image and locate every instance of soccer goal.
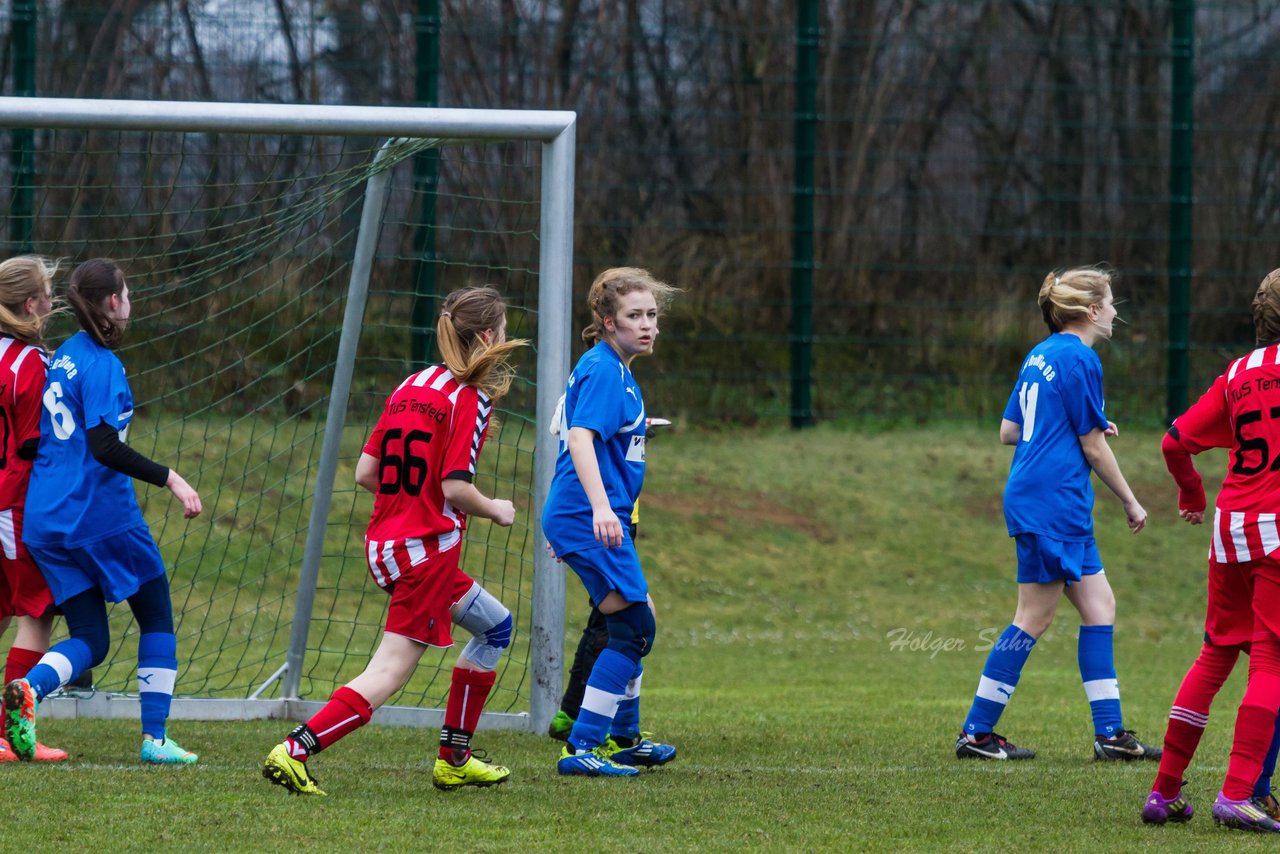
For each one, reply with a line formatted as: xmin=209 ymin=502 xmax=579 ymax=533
xmin=0 ymin=97 xmax=574 ymax=733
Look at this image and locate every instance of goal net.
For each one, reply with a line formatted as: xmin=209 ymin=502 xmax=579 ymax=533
xmin=0 ymin=99 xmax=574 ymax=731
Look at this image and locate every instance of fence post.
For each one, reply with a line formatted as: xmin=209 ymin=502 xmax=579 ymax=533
xmin=411 ymin=0 xmax=442 ymax=367
xmin=790 ymin=0 xmax=819 ymax=428
xmin=9 ymin=0 xmax=37 ymax=253
xmin=1166 ymin=0 xmax=1195 ymax=423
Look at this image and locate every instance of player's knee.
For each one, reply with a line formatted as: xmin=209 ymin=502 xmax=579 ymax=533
xmin=456 ymin=587 xmax=511 ymax=672
xmin=605 ymin=603 xmax=655 ymax=662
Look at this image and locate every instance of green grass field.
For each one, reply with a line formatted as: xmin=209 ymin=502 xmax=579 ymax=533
xmin=1 ymin=423 xmax=1273 ymax=851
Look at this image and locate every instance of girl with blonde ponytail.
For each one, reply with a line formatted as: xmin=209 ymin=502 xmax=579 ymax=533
xmin=955 ymin=265 xmax=1158 ymax=765
xmin=263 ymin=285 xmax=528 ymax=796
xmin=0 ymin=256 xmax=66 ymax=762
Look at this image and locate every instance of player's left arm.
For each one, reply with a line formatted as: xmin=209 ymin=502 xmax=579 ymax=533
xmin=439 ymin=389 xmax=514 ymax=526
xmin=441 ymin=478 xmax=515 ymax=527
xmin=1079 ymin=428 xmax=1146 ymax=533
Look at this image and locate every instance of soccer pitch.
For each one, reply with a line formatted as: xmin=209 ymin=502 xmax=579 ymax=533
xmin=0 ymin=424 xmax=1255 ymax=851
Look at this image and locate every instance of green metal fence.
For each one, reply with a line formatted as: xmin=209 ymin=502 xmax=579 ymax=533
xmin=3 ymin=1 xmax=1277 ymax=426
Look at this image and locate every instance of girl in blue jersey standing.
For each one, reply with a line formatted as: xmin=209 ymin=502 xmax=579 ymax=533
xmin=955 ymin=266 xmax=1160 ymax=762
xmin=544 ymin=267 xmax=679 ymax=777
xmin=2 ymin=258 xmax=203 ymax=764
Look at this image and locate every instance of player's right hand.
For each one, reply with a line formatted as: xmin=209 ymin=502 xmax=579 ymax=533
xmin=167 ymin=470 xmax=202 ymax=518
xmin=491 ymin=498 xmax=516 ymax=527
xmin=1179 ymin=508 xmax=1205 ymax=525
xmin=593 ymin=508 xmax=624 ymax=548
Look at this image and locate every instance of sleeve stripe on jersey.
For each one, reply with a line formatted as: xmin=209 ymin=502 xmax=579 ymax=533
xmin=467 ymin=397 xmax=493 ymax=476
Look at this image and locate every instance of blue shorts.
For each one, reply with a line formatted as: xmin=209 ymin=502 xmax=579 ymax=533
xmin=27 ymin=526 xmax=167 ymax=605
xmin=562 ymin=543 xmax=648 ymax=606
xmin=1014 ymin=534 xmax=1103 ymax=585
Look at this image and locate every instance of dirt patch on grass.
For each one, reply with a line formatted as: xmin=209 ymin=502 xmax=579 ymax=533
xmin=643 ymin=487 xmax=836 ymax=544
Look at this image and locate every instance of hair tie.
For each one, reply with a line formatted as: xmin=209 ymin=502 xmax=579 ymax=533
xmin=440 ymin=310 xmax=452 ymax=319
xmin=1053 ymin=276 xmax=1061 ymax=288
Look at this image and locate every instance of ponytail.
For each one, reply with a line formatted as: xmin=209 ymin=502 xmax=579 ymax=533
xmin=68 ymin=258 xmax=127 ymax=349
xmin=436 ymin=286 xmax=528 ymax=400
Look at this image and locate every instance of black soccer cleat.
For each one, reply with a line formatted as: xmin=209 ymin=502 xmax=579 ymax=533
xmin=955 ymin=731 xmax=1036 ymax=760
xmin=1094 ymin=729 xmax=1162 ymax=761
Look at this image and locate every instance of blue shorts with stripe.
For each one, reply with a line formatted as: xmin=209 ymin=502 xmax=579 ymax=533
xmin=27 ymin=526 xmax=167 ymax=605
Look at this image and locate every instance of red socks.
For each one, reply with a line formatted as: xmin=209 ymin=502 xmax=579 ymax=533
xmin=438 ymin=667 xmax=496 ymax=763
xmin=1224 ymin=637 xmax=1280 ymax=800
xmin=287 ymin=686 xmax=373 ymax=760
xmin=1153 ymin=642 xmax=1239 ymax=798
xmin=5 ymin=646 xmax=43 ymax=684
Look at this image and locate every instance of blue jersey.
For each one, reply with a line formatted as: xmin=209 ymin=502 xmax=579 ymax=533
xmin=24 ymin=331 xmax=146 ymax=548
xmin=542 ymin=342 xmax=647 ymax=554
xmin=1001 ymin=332 xmax=1110 ymax=541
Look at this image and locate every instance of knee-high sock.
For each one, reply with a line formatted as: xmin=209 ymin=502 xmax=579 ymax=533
xmin=611 ymin=662 xmax=643 ymax=740
xmin=5 ymin=646 xmax=42 ymax=684
xmin=568 ymin=648 xmax=634 ymax=752
xmin=1153 ymin=642 xmax=1239 ymax=799
xmin=286 ymin=686 xmax=373 ymax=760
xmin=23 ymin=639 xmax=94 ymax=701
xmin=439 ymin=667 xmax=496 ymax=761
xmin=962 ymin=625 xmax=1036 ymax=736
xmin=1224 ymin=636 xmax=1280 ymax=800
xmin=137 ymin=632 xmax=178 ymax=740
xmin=1255 ymin=711 xmax=1280 ymax=799
xmin=1079 ymin=625 xmax=1123 ymax=737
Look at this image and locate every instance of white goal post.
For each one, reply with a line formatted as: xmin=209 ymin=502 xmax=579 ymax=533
xmin=0 ymin=96 xmax=574 ymax=733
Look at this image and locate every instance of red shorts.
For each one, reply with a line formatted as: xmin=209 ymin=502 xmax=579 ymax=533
xmin=0 ymin=506 xmax=53 ymax=620
xmin=383 ymin=545 xmax=476 ymax=647
xmin=1205 ymin=554 xmax=1280 ymax=646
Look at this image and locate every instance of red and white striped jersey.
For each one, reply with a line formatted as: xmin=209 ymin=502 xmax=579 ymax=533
xmin=0 ymin=336 xmax=46 ymax=511
xmin=362 ymin=364 xmax=492 ymax=587
xmin=1171 ymin=343 xmax=1280 ymax=562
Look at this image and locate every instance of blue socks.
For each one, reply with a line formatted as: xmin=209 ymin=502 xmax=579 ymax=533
xmin=137 ymin=632 xmax=178 ymax=740
xmin=611 ymin=662 xmax=643 ymax=740
xmin=568 ymin=648 xmax=634 ymax=752
xmin=962 ymin=625 xmax=1036 ymax=735
xmin=1079 ymin=624 xmax=1124 ymax=738
xmin=24 ymin=638 xmax=95 ymax=701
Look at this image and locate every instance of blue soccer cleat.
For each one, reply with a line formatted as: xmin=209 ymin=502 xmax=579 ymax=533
xmin=603 ymin=733 xmax=677 ymax=767
xmin=556 ymin=745 xmax=639 ymax=777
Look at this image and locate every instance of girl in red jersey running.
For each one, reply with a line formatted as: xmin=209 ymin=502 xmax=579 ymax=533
xmin=1143 ymin=269 xmax=1280 ymax=832
xmin=262 ymin=286 xmax=527 ymax=796
xmin=0 ymin=256 xmax=67 ymax=763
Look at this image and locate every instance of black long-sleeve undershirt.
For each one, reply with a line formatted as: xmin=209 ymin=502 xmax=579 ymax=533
xmin=86 ymin=423 xmax=169 ymax=488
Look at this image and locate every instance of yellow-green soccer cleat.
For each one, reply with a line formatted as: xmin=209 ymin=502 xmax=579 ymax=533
xmin=432 ymin=751 xmax=512 ymax=791
xmin=141 ymin=737 xmax=199 ymax=765
xmin=263 ymin=743 xmax=327 ymax=796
